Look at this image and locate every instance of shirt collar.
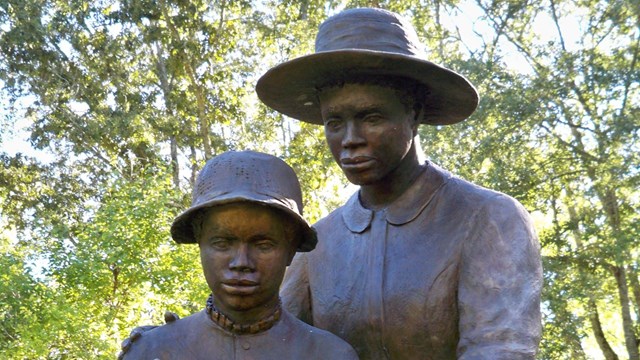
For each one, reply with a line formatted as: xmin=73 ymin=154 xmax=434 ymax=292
xmin=341 ymin=161 xmax=450 ymax=232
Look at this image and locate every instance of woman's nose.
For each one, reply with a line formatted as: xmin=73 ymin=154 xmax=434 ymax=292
xmin=341 ymin=121 xmax=366 ymax=148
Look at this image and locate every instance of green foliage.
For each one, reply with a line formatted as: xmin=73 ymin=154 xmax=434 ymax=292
xmin=1 ymin=165 xmax=207 ymax=357
xmin=0 ymin=0 xmax=638 ymax=358
xmin=0 ymin=235 xmax=45 ymax=358
xmin=417 ymin=0 xmax=639 ymax=358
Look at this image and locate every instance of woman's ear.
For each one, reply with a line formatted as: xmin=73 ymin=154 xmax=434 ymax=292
xmin=406 ymin=111 xmax=419 ymax=137
xmin=286 ymin=243 xmax=297 ymax=266
xmin=412 ymin=105 xmax=424 ymax=135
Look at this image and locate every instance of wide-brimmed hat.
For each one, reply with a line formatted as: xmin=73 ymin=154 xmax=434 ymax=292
xmin=256 ymin=7 xmax=479 ymax=125
xmin=170 ymin=150 xmax=317 ymax=252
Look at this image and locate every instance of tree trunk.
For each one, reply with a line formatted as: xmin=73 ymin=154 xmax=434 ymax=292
xmin=566 ymin=193 xmax=619 ymax=359
xmin=154 ymin=41 xmax=180 ymax=188
xmin=566 ymin=121 xmax=638 ymax=359
xmin=628 ymin=266 xmax=640 ymax=322
xmin=612 ymin=265 xmax=640 ymax=360
xmin=194 ymin=83 xmax=212 ymax=159
xmin=159 ymin=0 xmax=212 ymax=159
xmin=588 ymin=298 xmax=620 ymax=360
xmin=170 ymin=136 xmax=179 ymax=187
xmin=297 ymin=0 xmax=308 ymax=20
xmin=189 ymin=144 xmax=197 ymax=187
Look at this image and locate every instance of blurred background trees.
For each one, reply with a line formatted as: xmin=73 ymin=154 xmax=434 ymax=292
xmin=0 ymin=0 xmax=637 ymax=358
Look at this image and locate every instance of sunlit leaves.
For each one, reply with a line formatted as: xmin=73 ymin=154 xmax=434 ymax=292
xmin=1 ymin=0 xmax=638 ymax=358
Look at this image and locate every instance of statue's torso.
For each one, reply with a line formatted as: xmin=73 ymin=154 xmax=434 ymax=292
xmin=283 ymin=163 xmax=542 ymax=359
xmin=122 ymin=309 xmax=357 ymax=360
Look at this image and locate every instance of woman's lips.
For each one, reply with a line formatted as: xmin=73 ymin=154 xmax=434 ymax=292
xmin=341 ymin=156 xmax=374 ymax=170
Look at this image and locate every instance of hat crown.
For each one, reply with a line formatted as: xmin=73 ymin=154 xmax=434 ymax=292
xmin=192 ymin=151 xmax=303 ymax=216
xmin=315 ymin=8 xmax=425 ymax=57
xmin=171 ymin=150 xmax=317 ymax=251
xmin=255 ymin=7 xmax=479 ymax=126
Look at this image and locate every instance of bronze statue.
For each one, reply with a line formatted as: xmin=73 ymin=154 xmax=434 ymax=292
xmin=119 ymin=151 xmax=357 ymax=359
xmin=256 ymin=8 xmax=542 ymax=359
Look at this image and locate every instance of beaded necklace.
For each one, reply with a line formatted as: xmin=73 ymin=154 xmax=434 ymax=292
xmin=205 ymin=294 xmax=282 ymax=335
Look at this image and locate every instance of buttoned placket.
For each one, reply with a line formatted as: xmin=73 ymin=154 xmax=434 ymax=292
xmin=232 ymin=334 xmax=253 ymax=360
xmin=366 ymin=209 xmax=390 ymax=359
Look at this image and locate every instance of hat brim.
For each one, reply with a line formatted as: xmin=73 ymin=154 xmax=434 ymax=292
xmin=257 ymin=50 xmax=479 ymax=125
xmin=170 ymin=194 xmax=317 ymax=252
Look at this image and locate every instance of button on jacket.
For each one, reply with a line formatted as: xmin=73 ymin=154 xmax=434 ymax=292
xmin=281 ymin=162 xmax=542 ymax=359
xmin=122 ymin=309 xmax=358 ymax=359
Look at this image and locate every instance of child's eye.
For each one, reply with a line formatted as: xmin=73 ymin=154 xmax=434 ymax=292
xmin=255 ymin=240 xmax=276 ymax=251
xmin=209 ymin=238 xmax=231 ymax=250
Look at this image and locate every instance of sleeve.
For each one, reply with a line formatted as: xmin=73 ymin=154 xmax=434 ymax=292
xmin=280 ymin=252 xmax=314 ymax=325
xmin=457 ymin=195 xmax=542 ymax=359
xmin=118 ymin=332 xmax=151 ymax=360
xmin=118 ymin=325 xmax=158 ymax=359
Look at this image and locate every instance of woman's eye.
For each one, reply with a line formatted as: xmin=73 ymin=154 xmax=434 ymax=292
xmin=363 ymin=114 xmax=383 ymax=123
xmin=323 ymin=118 xmax=342 ymax=130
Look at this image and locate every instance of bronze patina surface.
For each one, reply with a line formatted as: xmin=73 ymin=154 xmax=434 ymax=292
xmin=258 ymin=8 xmax=542 ymax=360
xmin=122 ymin=7 xmax=543 ymax=359
xmin=120 ymin=151 xmax=357 ymax=360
